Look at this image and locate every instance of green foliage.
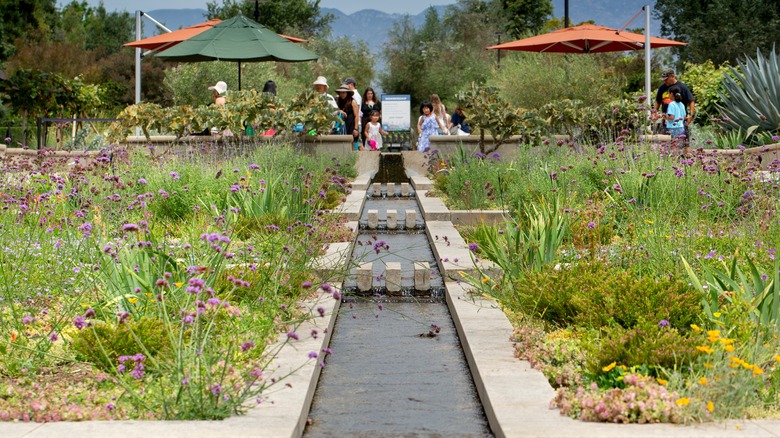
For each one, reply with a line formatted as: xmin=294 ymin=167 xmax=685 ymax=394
xmin=487 ymin=53 xmax=623 ymax=110
xmin=680 ymin=60 xmax=735 ymax=122
xmin=654 ymin=0 xmax=780 ymax=66
xmin=500 ymin=0 xmax=553 ymax=39
xmin=108 ymin=89 xmax=337 ymax=141
xmin=206 ymin=0 xmax=332 ymax=36
xmin=0 ymin=69 xmax=91 ymax=119
xmin=0 ymin=0 xmax=58 ymax=61
xmin=455 ymin=83 xmax=538 ymax=153
xmin=591 ymin=321 xmax=700 ymax=374
xmin=683 ymin=253 xmax=780 ymax=330
xmin=517 ymin=261 xmax=702 ymax=330
xmin=381 ymin=3 xmax=495 ymax=105
xmin=304 ymin=36 xmax=375 ymax=94
xmin=71 ymin=318 xmax=170 ymax=372
xmin=437 ymin=147 xmax=508 ymax=209
xmin=164 ymin=62 xmax=278 ymax=107
xmin=717 ymin=48 xmax=780 ymax=136
xmin=473 ymin=197 xmax=566 ymax=283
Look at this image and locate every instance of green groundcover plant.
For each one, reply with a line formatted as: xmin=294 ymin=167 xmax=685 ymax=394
xmin=0 ymin=142 xmax=355 ymax=421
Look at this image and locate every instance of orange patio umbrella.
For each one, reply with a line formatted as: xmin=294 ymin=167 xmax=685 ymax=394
xmin=487 ymin=21 xmax=687 ymax=111
xmin=487 ymin=24 xmax=685 ymax=53
xmin=124 ymin=19 xmax=308 ymax=52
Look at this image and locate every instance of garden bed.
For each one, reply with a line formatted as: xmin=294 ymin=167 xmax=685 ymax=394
xmin=435 ymin=138 xmax=780 ymax=423
xmin=0 ymin=142 xmax=357 ymax=422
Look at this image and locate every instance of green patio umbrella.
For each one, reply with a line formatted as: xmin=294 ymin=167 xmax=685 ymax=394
xmin=155 ymin=15 xmax=318 ymax=90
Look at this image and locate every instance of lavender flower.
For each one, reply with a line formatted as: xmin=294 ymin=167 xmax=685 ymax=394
xmin=73 ymin=315 xmax=87 ymax=330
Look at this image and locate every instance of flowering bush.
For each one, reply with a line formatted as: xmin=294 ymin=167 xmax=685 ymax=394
xmin=552 ymin=373 xmax=686 ymax=423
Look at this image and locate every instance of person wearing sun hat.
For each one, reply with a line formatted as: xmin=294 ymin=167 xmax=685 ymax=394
xmin=313 ymin=76 xmax=337 ymax=108
xmin=208 ymin=81 xmax=227 ymax=106
xmin=335 ymin=82 xmax=360 ymax=149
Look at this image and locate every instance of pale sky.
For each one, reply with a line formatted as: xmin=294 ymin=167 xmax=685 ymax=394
xmin=64 ymin=1 xmax=457 ymax=15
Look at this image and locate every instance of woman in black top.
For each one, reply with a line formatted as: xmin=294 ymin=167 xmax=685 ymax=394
xmin=360 ymin=87 xmax=381 ymax=146
xmin=336 ymin=83 xmax=360 ymax=148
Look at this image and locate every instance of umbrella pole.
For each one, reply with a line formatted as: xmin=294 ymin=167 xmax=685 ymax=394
xmin=238 ymin=62 xmax=242 ymax=91
xmin=644 ymin=5 xmax=652 ymax=136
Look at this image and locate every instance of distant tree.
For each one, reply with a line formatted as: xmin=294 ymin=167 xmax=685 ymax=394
xmin=381 ymin=3 xmax=496 ymax=107
xmin=654 ymin=0 xmax=780 ymax=66
xmin=500 ymin=0 xmax=553 ymax=39
xmin=304 ymin=36 xmax=375 ymax=91
xmin=83 ymin=5 xmax=134 ymax=58
xmin=0 ymin=0 xmax=58 ymax=60
xmin=206 ymin=0 xmax=332 ymax=37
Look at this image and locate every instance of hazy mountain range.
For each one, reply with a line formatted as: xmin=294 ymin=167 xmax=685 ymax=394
xmin=142 ymin=1 xmax=660 ymax=41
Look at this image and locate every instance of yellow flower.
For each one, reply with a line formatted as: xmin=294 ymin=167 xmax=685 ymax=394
xmin=676 ymin=397 xmax=691 ymax=406
xmin=603 ymin=362 xmax=617 ymax=372
xmin=691 ymin=324 xmax=701 ymax=331
xmin=752 ymin=366 xmax=764 ymax=376
xmin=481 ymin=277 xmax=489 ymax=283
xmin=619 ymin=365 xmax=627 ymax=371
xmin=656 ymin=378 xmax=668 ymax=386
xmin=696 ymin=345 xmax=714 ymax=354
xmin=724 ymin=345 xmax=735 ymax=352
xmin=645 ymin=219 xmax=654 ymax=224
xmin=698 ymin=377 xmax=709 ymax=386
xmin=703 ymin=362 xmax=713 ymax=369
xmin=707 ymin=330 xmax=720 ymax=341
xmin=128 ymin=297 xmax=138 ymax=304
xmin=774 ymin=355 xmax=780 ymax=363
xmin=713 ymin=312 xmax=721 ymax=318
xmin=707 ymin=401 xmax=714 ymax=413
xmin=175 ymin=282 xmax=184 ymax=287
xmin=763 ymin=343 xmax=771 ymax=348
xmin=718 ymin=338 xmax=735 ymax=345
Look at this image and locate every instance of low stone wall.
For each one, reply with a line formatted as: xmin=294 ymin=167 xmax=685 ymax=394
xmin=0 ymin=144 xmax=101 ymax=167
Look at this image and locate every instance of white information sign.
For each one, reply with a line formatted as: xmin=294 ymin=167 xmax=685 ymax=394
xmin=381 ymin=94 xmax=411 ymax=131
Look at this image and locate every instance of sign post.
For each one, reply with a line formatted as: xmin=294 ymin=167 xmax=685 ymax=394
xmin=381 ymin=95 xmax=412 ymax=150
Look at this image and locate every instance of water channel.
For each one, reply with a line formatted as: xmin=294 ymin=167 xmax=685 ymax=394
xmin=304 ymin=153 xmax=492 ymax=437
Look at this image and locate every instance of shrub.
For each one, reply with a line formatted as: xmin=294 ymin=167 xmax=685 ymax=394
xmin=590 ymin=321 xmax=701 ymax=374
xmin=488 ymin=53 xmax=622 ymax=110
xmin=71 ymin=317 xmax=170 ymax=372
xmin=552 ymin=373 xmax=686 ymax=423
xmin=517 ymin=261 xmax=702 ymax=330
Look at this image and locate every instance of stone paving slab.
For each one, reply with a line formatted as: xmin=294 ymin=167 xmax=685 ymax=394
xmin=416 ymin=190 xmax=451 ymax=221
xmin=450 ymin=209 xmax=509 ymax=226
xmin=426 ymin=220 xmax=500 ymax=281
xmin=311 ymin=242 xmax=352 ymax=283
xmin=350 ymin=175 xmax=371 ymax=191
xmin=409 ymin=175 xmax=434 ymax=191
xmin=444 ymin=279 xmax=780 ymax=438
xmin=332 ymin=189 xmax=366 ymax=221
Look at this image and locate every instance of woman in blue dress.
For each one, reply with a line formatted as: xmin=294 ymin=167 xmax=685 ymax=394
xmin=417 ymin=102 xmax=446 ymax=152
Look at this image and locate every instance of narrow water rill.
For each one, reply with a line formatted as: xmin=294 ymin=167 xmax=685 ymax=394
xmin=304 ymin=153 xmax=492 ymax=437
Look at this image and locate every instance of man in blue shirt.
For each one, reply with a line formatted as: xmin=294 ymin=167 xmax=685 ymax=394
xmin=449 ymin=106 xmax=470 ymax=135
